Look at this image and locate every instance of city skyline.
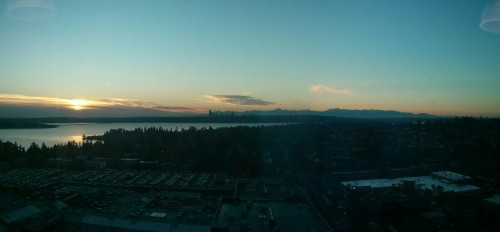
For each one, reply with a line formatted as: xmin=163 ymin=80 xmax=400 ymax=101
xmin=1 ymin=0 xmax=500 ymax=117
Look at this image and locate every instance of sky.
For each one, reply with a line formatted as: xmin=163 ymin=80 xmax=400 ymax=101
xmin=1 ymin=0 xmax=499 ymax=117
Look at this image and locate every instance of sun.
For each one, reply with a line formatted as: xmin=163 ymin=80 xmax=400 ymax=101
xmin=68 ymin=99 xmax=88 ymax=110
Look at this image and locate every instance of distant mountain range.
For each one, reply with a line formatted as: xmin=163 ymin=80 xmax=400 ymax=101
xmin=1 ymin=108 xmax=442 ymax=126
xmin=213 ymin=108 xmax=440 ymax=118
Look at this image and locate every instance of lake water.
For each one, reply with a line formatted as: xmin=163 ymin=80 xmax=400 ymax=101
xmin=0 ymin=123 xmax=284 ymax=148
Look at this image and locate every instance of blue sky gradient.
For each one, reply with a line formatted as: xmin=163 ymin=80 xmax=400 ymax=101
xmin=1 ymin=0 xmax=499 ymax=117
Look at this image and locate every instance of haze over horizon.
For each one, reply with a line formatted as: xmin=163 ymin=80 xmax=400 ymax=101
xmin=1 ymin=0 xmax=500 ymax=117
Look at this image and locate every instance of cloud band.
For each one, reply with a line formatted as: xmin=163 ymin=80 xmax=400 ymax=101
xmin=309 ymin=84 xmax=352 ymax=95
xmin=0 ymin=94 xmax=203 ymax=114
xmin=205 ymin=95 xmax=275 ymax=106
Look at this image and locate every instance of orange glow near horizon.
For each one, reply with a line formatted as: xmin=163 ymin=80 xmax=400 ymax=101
xmin=67 ymin=99 xmax=88 ymax=110
xmin=0 ymin=94 xmax=498 ymax=117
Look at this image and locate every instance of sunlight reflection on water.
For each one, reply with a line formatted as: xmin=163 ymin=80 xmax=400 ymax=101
xmin=0 ymin=123 xmax=288 ymax=148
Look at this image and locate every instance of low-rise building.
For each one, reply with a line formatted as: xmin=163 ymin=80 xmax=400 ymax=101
xmin=341 ymin=171 xmax=480 ymax=196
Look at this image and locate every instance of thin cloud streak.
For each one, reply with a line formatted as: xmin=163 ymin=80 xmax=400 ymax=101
xmin=0 ymin=94 xmax=62 ymax=105
xmin=0 ymin=94 xmax=204 ymax=114
xmin=205 ymin=95 xmax=275 ymax=106
xmin=92 ymin=98 xmax=202 ymax=113
xmin=309 ymin=84 xmax=352 ymax=95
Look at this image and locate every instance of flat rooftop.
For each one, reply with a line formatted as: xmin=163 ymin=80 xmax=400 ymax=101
xmin=341 ymin=174 xmax=480 ymax=193
xmin=431 ymin=171 xmax=471 ymax=183
xmin=78 ymin=215 xmax=211 ymax=232
xmin=0 ymin=205 xmax=41 ymax=224
xmin=213 ymin=184 xmax=331 ymax=232
xmin=484 ymin=194 xmax=500 ymax=206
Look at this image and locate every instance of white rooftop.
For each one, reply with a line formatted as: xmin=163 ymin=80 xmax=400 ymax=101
xmin=81 ymin=215 xmax=211 ymax=232
xmin=341 ymin=173 xmax=480 ymax=193
xmin=485 ymin=194 xmax=500 ymax=205
xmin=0 ymin=205 xmax=41 ymax=224
xmin=431 ymin=171 xmax=471 ymax=183
xmin=82 ymin=215 xmax=171 ymax=232
xmin=150 ymin=212 xmax=167 ymax=218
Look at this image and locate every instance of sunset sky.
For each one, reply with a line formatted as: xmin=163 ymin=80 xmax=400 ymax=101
xmin=1 ymin=0 xmax=499 ymax=117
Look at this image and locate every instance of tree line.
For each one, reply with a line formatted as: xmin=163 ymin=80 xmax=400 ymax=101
xmin=1 ymin=117 xmax=500 ymax=177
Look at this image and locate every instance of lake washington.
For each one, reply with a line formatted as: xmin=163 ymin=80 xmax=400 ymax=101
xmin=0 ymin=123 xmax=286 ymax=148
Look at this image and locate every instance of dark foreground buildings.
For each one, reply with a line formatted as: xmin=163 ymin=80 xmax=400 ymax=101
xmin=1 ymin=168 xmax=500 ymax=231
xmin=0 ymin=168 xmax=331 ymax=231
xmin=338 ymin=171 xmax=499 ymax=231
